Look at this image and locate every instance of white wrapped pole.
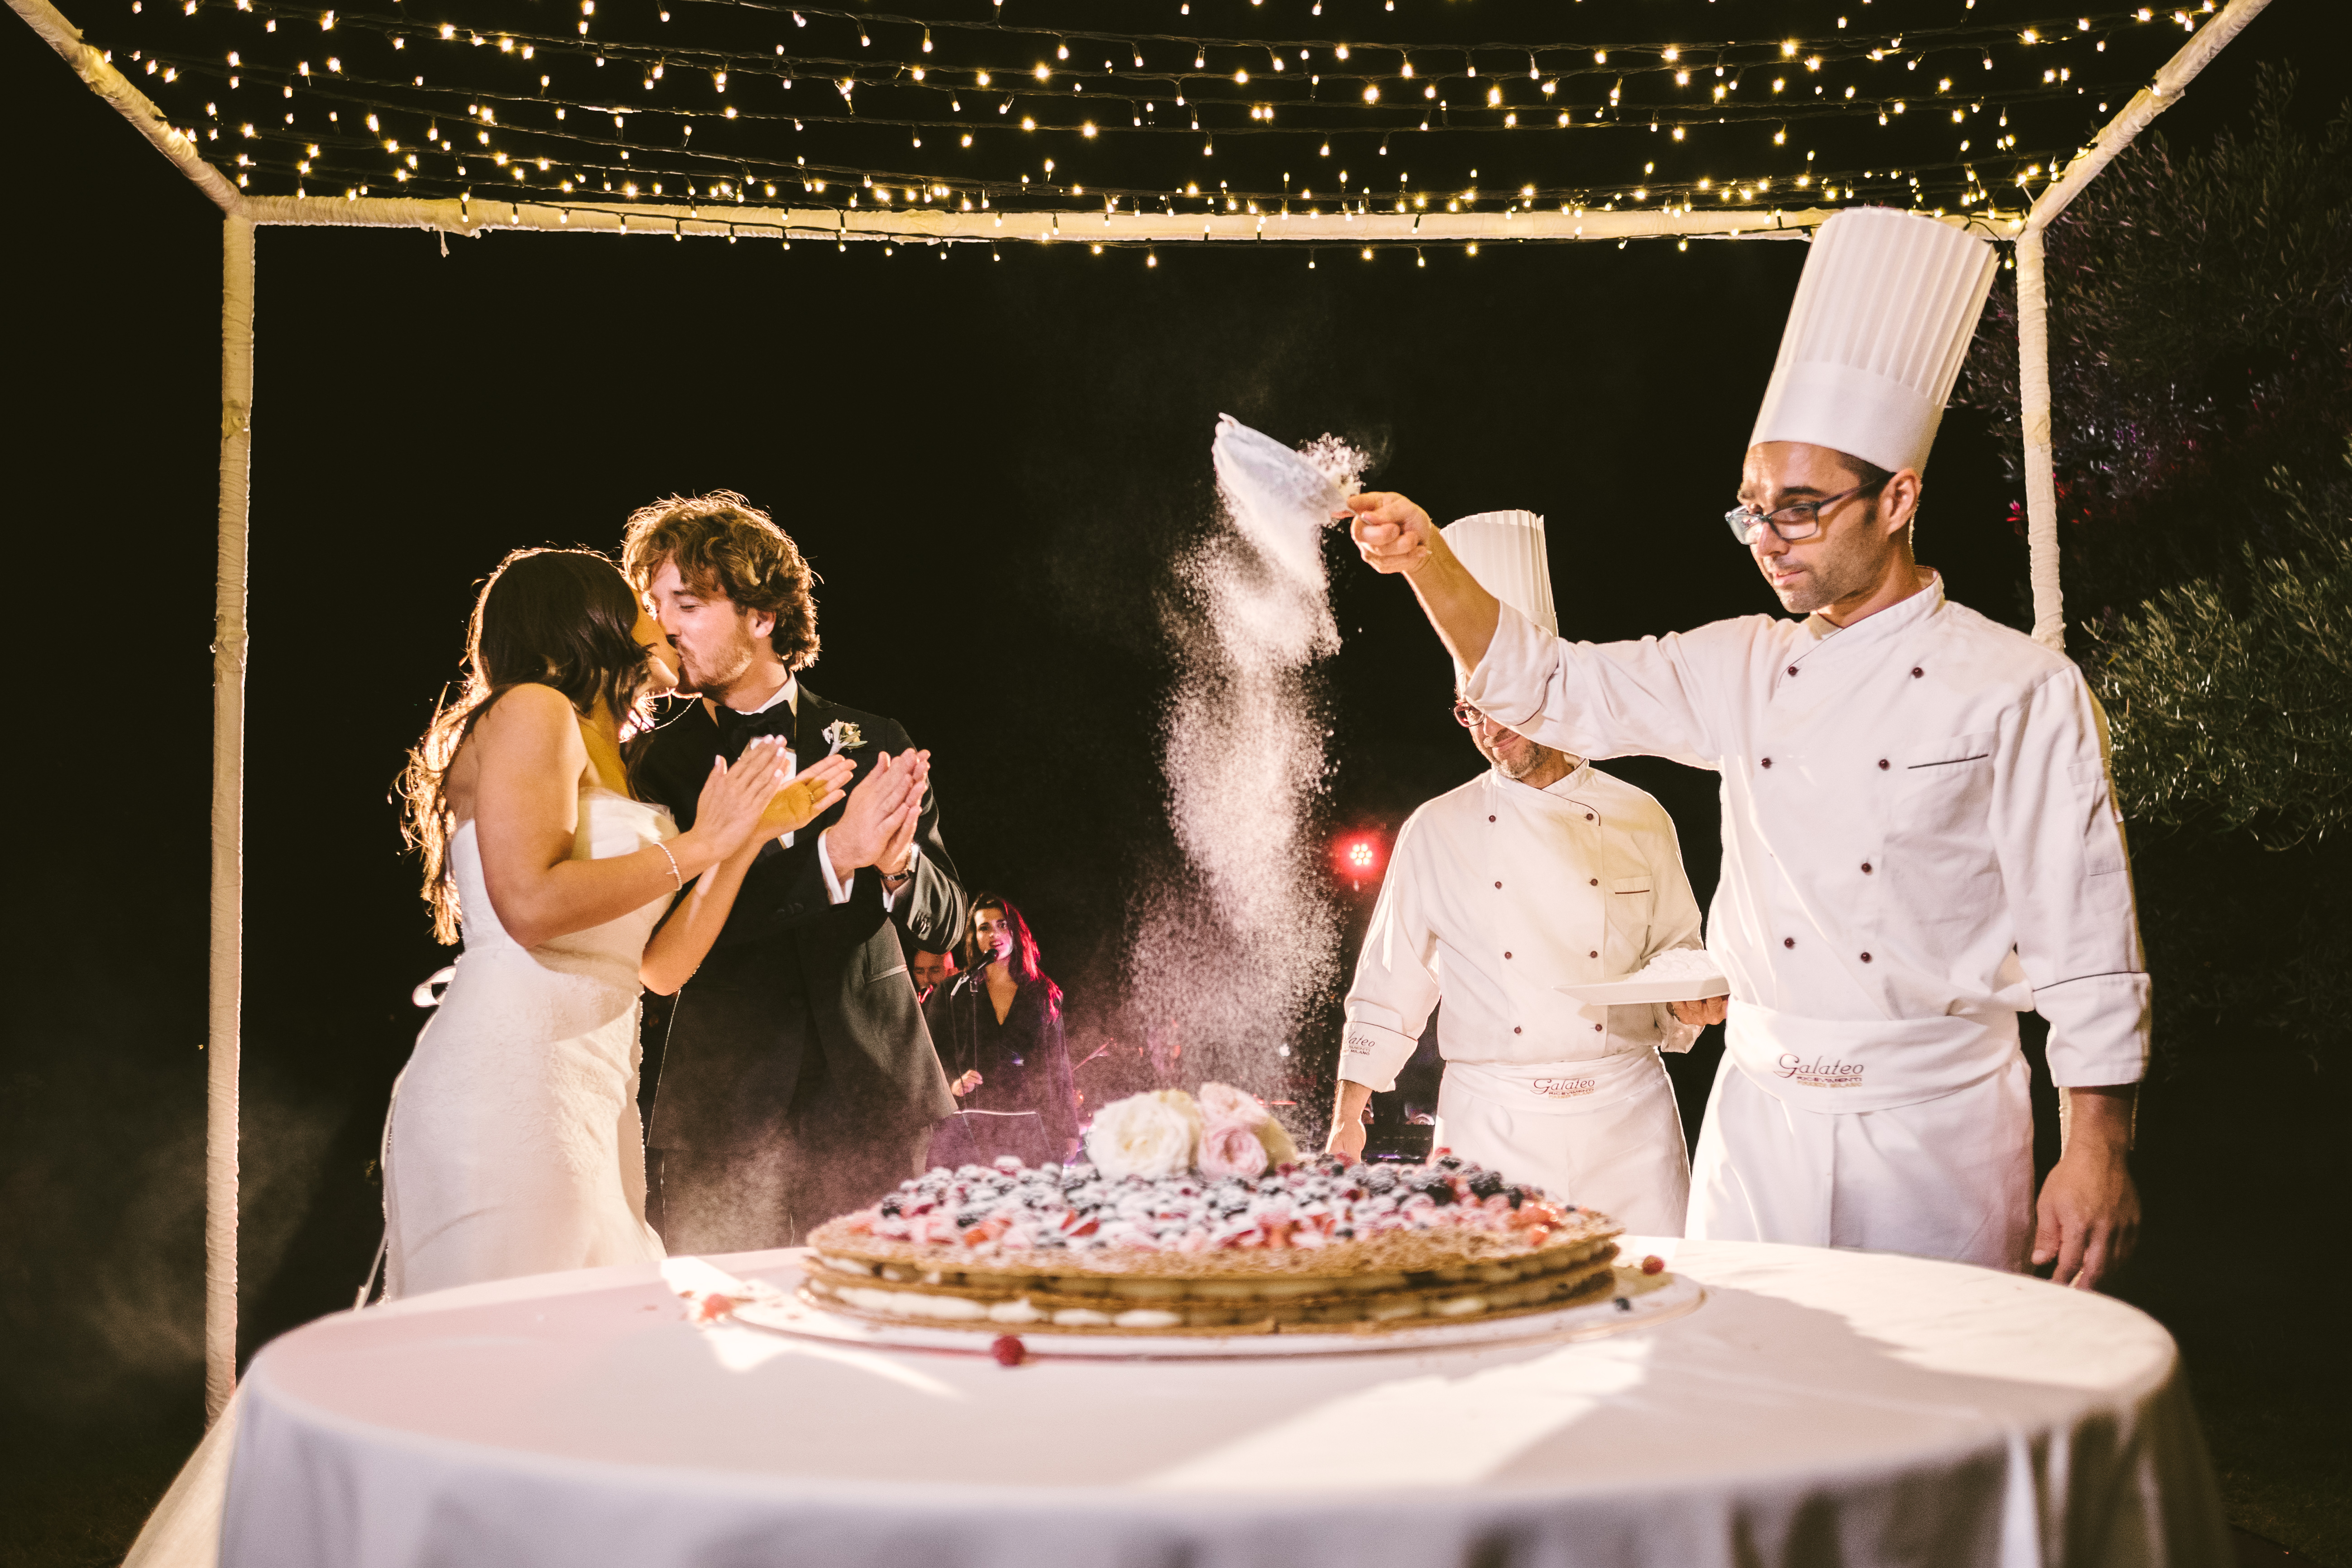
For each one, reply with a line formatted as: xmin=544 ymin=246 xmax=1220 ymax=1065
xmin=2018 ymin=229 xmax=2064 ymax=652
xmin=208 ymin=213 xmax=254 ymax=1426
xmin=2017 ymin=0 xmax=2272 ymax=653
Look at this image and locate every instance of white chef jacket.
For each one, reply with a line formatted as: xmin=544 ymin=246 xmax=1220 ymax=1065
xmin=1460 ymin=575 xmax=2150 ymax=1267
xmin=1340 ymin=762 xmax=1707 ymax=1091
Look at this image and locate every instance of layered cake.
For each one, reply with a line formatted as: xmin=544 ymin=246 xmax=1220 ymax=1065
xmin=802 ymin=1086 xmax=1622 ymax=1335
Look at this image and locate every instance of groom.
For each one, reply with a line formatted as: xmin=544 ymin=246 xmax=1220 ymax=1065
xmin=624 ymin=491 xmax=968 ymax=1251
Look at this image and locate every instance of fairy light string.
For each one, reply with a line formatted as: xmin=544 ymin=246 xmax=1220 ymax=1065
xmin=97 ymin=0 xmax=2223 ymax=245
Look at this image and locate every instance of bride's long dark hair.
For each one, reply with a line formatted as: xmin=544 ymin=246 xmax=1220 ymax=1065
xmin=400 ymin=548 xmax=658 ymax=944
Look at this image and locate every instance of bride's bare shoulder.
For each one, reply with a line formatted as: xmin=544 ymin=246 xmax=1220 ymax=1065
xmin=464 ymin=684 xmax=589 ymax=772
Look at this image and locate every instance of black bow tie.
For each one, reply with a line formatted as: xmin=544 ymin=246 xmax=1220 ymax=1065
xmin=709 ymin=700 xmax=786 ymax=759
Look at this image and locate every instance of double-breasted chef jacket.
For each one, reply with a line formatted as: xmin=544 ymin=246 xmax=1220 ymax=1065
xmin=1341 ymin=762 xmax=1708 ymax=1233
xmin=1460 ymin=575 xmax=2150 ymax=1270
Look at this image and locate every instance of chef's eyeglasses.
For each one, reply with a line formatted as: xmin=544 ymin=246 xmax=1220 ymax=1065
xmin=1724 ymin=476 xmax=1889 ymax=545
xmin=1451 ymin=702 xmax=1505 ymax=729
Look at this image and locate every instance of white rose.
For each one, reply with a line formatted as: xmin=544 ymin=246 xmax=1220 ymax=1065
xmin=1084 ymin=1091 xmax=1200 ymax=1180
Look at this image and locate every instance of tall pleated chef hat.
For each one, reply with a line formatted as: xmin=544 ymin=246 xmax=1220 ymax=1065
xmin=1442 ymin=510 xmax=1557 ymax=637
xmin=1748 ymin=207 xmax=2000 ymax=475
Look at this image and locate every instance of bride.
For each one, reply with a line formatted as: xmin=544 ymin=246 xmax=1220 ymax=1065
xmin=387 ymin=547 xmax=852 ymax=1297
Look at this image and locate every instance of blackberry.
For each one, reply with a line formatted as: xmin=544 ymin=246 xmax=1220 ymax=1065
xmin=1361 ymin=1166 xmax=1399 ymax=1195
xmin=1419 ymin=1178 xmax=1457 ymax=1206
xmin=1467 ymin=1171 xmax=1505 ymax=1199
xmin=1435 ymin=1154 xmax=1465 ymax=1172
xmin=954 ymin=1204 xmax=994 ymax=1228
xmin=878 ymin=1195 xmax=903 ymax=1217
xmin=1505 ymin=1187 xmax=1527 ymax=1210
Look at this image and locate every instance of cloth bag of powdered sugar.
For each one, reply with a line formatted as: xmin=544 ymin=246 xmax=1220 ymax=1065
xmin=1211 ymin=414 xmax=1364 ymax=590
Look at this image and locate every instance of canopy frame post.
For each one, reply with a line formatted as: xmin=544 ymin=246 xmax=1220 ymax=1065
xmin=208 ymin=212 xmax=254 ymax=1426
xmin=2015 ymin=0 xmax=2273 ymax=653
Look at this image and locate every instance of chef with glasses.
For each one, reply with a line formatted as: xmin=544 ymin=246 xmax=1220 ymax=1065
xmin=1327 ymin=510 xmax=1718 ymax=1237
xmin=1343 ymin=209 xmax=2149 ymax=1286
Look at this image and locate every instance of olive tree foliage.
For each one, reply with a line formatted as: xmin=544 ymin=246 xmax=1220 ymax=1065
xmin=1962 ymin=70 xmax=2351 ymax=624
xmin=1959 ymin=72 xmax=2351 ymax=1064
xmin=2093 ymin=448 xmax=2351 ymax=847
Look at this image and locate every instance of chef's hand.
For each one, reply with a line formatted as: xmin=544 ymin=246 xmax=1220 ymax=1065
xmin=951 ymin=1069 xmax=982 ymax=1098
xmin=1326 ymin=1080 xmax=1374 ymax=1159
xmin=1671 ymin=994 xmax=1729 ymax=1026
xmin=1346 ymin=492 xmax=1442 ymax=575
xmin=2032 ymin=1085 xmax=2141 ymax=1289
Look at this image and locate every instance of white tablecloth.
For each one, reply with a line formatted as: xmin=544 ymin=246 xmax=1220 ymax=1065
xmin=219 ymin=1239 xmax=2229 ymax=1568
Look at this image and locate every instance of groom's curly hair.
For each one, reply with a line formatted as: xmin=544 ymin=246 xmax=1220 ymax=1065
xmin=621 ymin=491 xmax=821 ymax=672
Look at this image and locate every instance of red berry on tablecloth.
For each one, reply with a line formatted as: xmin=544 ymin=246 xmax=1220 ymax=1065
xmin=990 ymin=1334 xmax=1026 ymax=1367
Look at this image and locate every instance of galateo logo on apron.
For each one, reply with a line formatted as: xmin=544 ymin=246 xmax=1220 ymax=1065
xmin=1774 ymin=1054 xmax=1866 ymax=1088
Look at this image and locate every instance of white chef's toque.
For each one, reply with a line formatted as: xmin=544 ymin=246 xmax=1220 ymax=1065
xmin=1443 ymin=510 xmax=1557 ymax=637
xmin=1748 ymin=208 xmax=2000 ymax=475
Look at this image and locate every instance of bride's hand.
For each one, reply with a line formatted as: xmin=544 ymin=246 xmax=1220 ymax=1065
xmin=753 ymin=754 xmax=854 ymax=844
xmin=689 ymin=738 xmax=796 ymax=858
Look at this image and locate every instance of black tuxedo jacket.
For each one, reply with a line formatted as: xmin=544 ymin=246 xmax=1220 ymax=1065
xmin=632 ymin=685 xmax=966 ymax=1152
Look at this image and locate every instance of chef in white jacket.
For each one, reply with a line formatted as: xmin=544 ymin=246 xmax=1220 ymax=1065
xmin=1342 ymin=207 xmax=2146 ymax=1286
xmin=1325 ymin=513 xmax=1716 ymax=1235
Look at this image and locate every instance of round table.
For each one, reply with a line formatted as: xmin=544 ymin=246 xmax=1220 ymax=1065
xmin=219 ymin=1239 xmax=2228 ymax=1568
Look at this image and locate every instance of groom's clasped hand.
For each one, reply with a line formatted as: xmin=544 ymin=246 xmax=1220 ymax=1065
xmin=823 ymin=746 xmax=931 ymax=878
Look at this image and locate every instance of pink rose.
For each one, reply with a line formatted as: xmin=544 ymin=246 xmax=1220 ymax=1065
xmin=1197 ymin=1083 xmax=1270 ymax=1127
xmin=1198 ymin=1118 xmax=1271 ymax=1179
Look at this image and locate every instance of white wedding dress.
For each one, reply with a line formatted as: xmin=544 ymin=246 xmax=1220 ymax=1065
xmin=382 ymin=786 xmax=673 ymax=1298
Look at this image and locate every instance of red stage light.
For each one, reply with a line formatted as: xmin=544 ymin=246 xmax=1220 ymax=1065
xmin=1333 ymin=833 xmax=1386 ymax=883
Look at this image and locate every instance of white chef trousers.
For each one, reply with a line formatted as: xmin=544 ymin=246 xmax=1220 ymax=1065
xmin=1435 ymin=1050 xmax=1691 ymax=1236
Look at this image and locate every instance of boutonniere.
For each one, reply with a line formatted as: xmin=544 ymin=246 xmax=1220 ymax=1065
xmin=823 ymin=719 xmax=867 ymax=756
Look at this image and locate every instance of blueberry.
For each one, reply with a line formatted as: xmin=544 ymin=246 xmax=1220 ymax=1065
xmin=1468 ymin=1171 xmax=1505 ymax=1199
xmin=954 ymin=1205 xmax=994 ymax=1228
xmin=878 ymin=1195 xmax=902 ymax=1217
xmin=1435 ymin=1154 xmax=1465 ymax=1172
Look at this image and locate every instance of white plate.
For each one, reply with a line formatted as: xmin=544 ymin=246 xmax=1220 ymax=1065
xmin=730 ymin=1263 xmax=1704 ymax=1361
xmin=1554 ymin=976 xmax=1730 ymax=1006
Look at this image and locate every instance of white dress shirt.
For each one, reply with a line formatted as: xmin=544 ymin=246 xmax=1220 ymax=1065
xmin=1341 ymin=762 xmax=1707 ymax=1093
xmin=1460 ymin=575 xmax=2148 ymax=1090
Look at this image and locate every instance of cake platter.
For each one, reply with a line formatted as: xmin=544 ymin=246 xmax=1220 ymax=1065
xmin=725 ymin=1258 xmax=1703 ymax=1361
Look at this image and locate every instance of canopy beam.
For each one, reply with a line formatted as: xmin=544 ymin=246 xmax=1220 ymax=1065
xmin=6 ymin=0 xmax=238 ymax=211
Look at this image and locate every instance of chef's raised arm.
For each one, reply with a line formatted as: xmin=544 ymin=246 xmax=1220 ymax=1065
xmin=1348 ymin=493 xmax=1725 ymax=768
xmin=1991 ymin=667 xmax=2152 ymax=1090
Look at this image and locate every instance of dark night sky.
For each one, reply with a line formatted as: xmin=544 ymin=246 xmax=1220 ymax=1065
xmin=5 ymin=0 xmax=2335 ymax=1435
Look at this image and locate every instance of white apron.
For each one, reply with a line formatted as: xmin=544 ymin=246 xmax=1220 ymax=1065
xmin=1436 ymin=1049 xmax=1690 ymax=1236
xmin=1687 ymin=1001 xmax=2034 ymax=1271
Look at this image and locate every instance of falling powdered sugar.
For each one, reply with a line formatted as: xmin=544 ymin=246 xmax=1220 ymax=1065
xmin=1122 ymin=417 xmax=1368 ymax=1098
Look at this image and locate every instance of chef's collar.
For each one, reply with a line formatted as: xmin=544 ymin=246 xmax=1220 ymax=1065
xmin=1490 ymin=756 xmax=1593 ymax=797
xmin=711 ymin=672 xmax=798 ymax=719
xmin=1802 ymin=571 xmax=1945 ymax=648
